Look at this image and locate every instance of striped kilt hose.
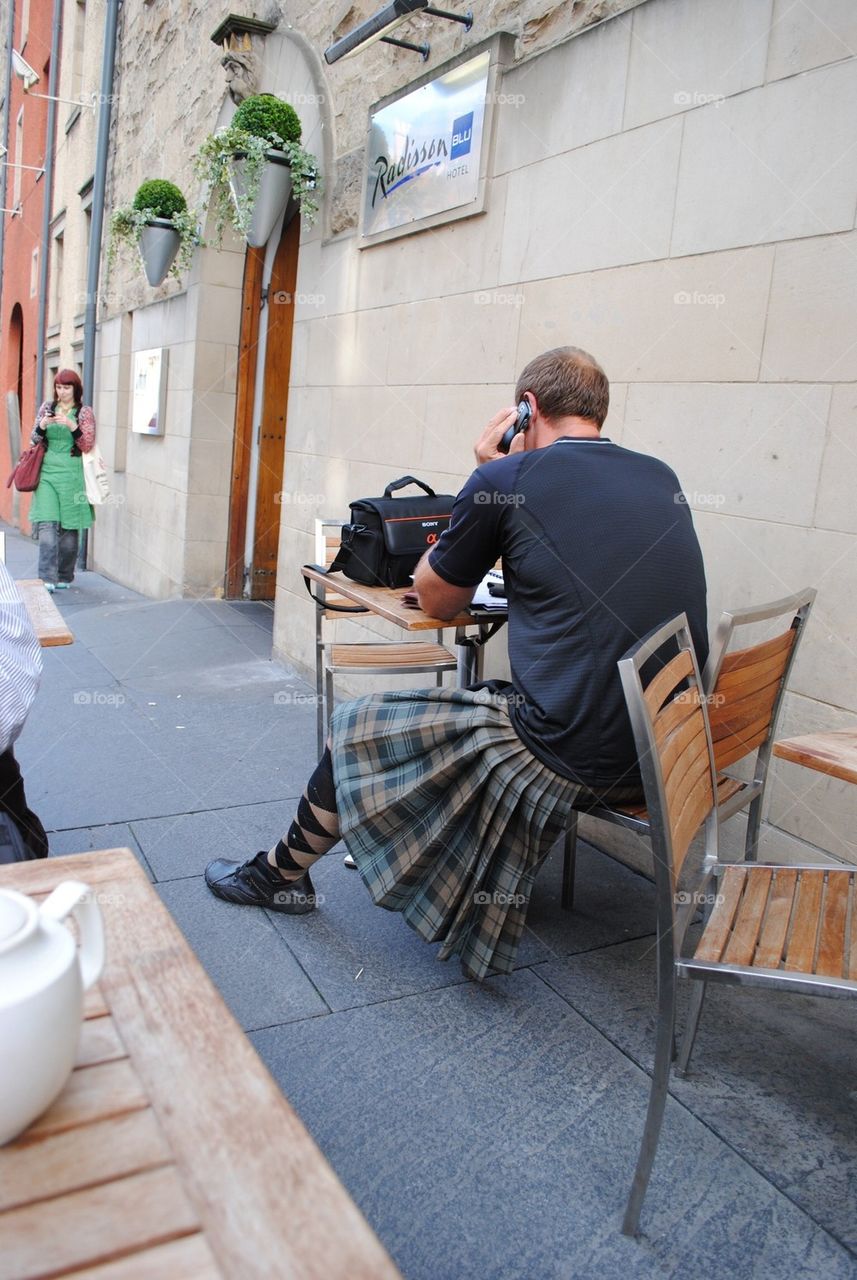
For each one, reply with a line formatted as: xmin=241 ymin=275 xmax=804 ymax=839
xmin=330 ymin=686 xmax=582 ymax=982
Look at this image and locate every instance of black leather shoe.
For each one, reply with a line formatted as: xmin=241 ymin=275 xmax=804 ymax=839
xmin=204 ymin=851 xmax=318 ymax=914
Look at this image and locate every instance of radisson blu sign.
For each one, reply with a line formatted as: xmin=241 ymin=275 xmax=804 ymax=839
xmin=361 ymin=50 xmax=490 ymax=239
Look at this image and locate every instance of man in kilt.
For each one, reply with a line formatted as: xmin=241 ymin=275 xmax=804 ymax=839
xmin=206 ymin=347 xmax=708 ymax=981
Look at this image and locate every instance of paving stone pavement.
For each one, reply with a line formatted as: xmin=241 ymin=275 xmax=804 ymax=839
xmin=7 ymin=526 xmax=856 ymax=1280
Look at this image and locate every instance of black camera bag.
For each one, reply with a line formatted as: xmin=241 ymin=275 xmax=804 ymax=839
xmin=330 ymin=475 xmax=456 ymax=588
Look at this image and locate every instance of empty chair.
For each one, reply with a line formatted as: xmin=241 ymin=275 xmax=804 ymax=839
xmin=307 ymin=517 xmax=457 ymax=754
xmin=615 ymin=611 xmax=857 ymax=1236
xmin=561 ymin=588 xmax=816 ymax=910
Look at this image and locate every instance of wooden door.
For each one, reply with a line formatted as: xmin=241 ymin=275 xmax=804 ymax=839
xmin=225 ymin=211 xmax=300 ymax=599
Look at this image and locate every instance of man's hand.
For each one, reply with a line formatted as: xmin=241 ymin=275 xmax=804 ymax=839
xmin=474 ymin=406 xmax=527 ymax=465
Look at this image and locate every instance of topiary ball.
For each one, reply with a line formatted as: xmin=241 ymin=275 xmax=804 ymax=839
xmin=132 ymin=179 xmax=187 ymax=220
xmin=232 ymin=94 xmax=302 ymax=146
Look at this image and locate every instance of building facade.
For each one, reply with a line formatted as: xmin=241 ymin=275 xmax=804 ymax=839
xmin=0 ymin=0 xmax=55 ymax=526
xmin=54 ymin=0 xmax=857 ymax=865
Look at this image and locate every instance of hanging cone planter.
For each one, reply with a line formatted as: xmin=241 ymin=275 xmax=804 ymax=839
xmin=229 ymin=148 xmax=293 ymax=249
xmin=138 ymin=218 xmax=182 ymax=286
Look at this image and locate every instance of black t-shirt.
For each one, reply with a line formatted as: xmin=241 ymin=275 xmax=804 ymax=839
xmin=427 ymin=438 xmax=709 ymax=788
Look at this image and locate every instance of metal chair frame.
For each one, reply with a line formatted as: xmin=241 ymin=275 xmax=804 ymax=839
xmin=310 ymin=518 xmax=456 ymax=754
xmin=560 ymin=588 xmax=816 ymax=910
xmin=617 ymin=611 xmax=857 ymax=1236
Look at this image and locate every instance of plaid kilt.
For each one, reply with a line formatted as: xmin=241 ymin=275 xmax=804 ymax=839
xmin=330 ymin=687 xmax=581 ymax=982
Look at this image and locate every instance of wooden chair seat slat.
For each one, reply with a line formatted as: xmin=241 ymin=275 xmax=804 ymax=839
xmin=753 ymin=868 xmax=799 ymax=969
xmin=330 ymin=643 xmax=456 ymax=670
xmin=694 ymin=866 xmax=748 ymax=962
xmin=849 ymin=880 xmax=857 ymax=980
xmin=722 ymin=867 xmax=773 ymax=966
xmin=783 ymin=872 xmax=824 ymax=972
xmin=816 ymin=871 xmax=852 ymax=978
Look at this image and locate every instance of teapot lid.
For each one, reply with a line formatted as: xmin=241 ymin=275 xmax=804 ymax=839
xmin=0 ymin=892 xmax=29 ymax=946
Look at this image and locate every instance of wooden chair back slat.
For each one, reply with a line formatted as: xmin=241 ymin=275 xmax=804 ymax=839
xmin=753 ymin=868 xmax=798 ymax=968
xmin=643 ymin=649 xmax=694 ymax=718
xmin=712 ymin=715 xmax=773 ymax=770
xmin=708 ymin=628 xmax=796 ymax=775
xmin=653 ymin=684 xmax=715 ymax=878
xmin=816 ymin=871 xmax=852 ymax=978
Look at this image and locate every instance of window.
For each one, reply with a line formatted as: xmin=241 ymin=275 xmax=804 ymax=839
xmin=30 ymin=247 xmax=39 ymax=298
xmin=21 ymin=0 xmax=31 ymax=50
xmin=13 ymin=108 xmax=23 ymax=206
xmin=50 ymin=228 xmax=64 ymax=324
xmin=71 ymin=2 xmax=87 ymax=108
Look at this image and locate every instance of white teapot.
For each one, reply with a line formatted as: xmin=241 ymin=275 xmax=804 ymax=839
xmin=0 ymin=881 xmax=104 ymax=1145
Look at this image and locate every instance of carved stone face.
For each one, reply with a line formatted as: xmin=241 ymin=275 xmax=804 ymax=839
xmin=221 ymin=53 xmax=258 ymax=105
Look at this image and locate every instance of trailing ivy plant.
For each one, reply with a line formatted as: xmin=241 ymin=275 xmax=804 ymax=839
xmin=194 ymin=94 xmax=321 ymax=244
xmin=109 ymin=179 xmax=200 ymax=279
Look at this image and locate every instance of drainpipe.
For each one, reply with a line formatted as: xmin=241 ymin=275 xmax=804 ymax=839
xmin=0 ymin=0 xmax=16 ymax=330
xmin=79 ymin=0 xmax=121 ymax=568
xmin=35 ymin=0 xmax=63 ymax=402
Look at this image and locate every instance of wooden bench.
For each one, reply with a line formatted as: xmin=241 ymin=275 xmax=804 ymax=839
xmin=16 ymin=578 xmax=74 ymax=647
xmin=0 ymin=850 xmax=401 ymax=1280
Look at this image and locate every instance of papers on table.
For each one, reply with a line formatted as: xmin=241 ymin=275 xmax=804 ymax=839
xmin=471 ymin=568 xmax=507 ymax=611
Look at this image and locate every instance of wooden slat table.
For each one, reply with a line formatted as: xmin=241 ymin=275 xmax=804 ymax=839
xmin=773 ymin=729 xmax=857 ymax=787
xmin=16 ymin=578 xmax=74 ymax=646
xmin=303 ymin=565 xmax=506 ymax=684
xmin=0 ymin=850 xmax=401 ymax=1280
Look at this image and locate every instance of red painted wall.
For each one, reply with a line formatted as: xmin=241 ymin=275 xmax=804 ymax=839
xmin=1 ymin=3 xmax=54 ymax=527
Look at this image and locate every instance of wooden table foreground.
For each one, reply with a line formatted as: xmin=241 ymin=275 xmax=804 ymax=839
xmin=0 ymin=850 xmax=400 ymax=1280
xmin=16 ymin=579 xmax=74 ymax=647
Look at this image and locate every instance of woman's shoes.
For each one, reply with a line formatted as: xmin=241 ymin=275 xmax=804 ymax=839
xmin=55 ymin=583 xmax=71 ymax=590
xmin=44 ymin=583 xmax=56 ymax=593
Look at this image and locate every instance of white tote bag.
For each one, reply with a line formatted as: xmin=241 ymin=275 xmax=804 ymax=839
xmin=82 ymin=445 xmax=110 ymax=505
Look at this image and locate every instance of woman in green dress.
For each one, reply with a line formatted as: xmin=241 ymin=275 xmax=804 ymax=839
xmin=29 ymin=369 xmax=95 ymax=592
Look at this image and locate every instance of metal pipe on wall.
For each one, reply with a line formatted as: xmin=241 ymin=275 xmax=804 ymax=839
xmin=79 ymin=0 xmax=122 ymax=568
xmin=0 ymin=0 xmax=17 ymax=334
xmin=34 ymin=0 xmax=63 ymax=402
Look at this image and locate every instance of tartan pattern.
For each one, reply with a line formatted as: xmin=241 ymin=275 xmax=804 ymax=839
xmin=330 ymin=687 xmax=582 ymax=981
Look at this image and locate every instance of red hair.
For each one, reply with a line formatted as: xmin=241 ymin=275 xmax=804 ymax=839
xmin=54 ymin=368 xmax=83 ymax=410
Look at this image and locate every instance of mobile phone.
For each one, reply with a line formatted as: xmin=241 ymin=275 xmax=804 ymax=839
xmin=498 ymin=399 xmax=531 ymax=455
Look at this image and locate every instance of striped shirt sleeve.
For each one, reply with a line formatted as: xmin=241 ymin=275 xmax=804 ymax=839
xmin=0 ymin=563 xmax=42 ymax=753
